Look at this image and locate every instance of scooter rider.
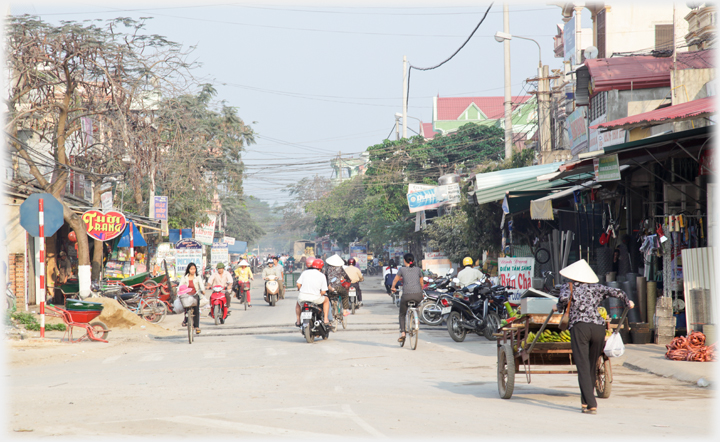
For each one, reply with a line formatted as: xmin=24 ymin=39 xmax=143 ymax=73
xmin=262 ymin=258 xmax=283 ymax=300
xmin=324 ymin=254 xmax=351 ymax=317
xmin=272 ymin=255 xmax=286 ymax=299
xmin=234 ymin=259 xmax=254 ymax=307
xmin=344 ymin=257 xmax=364 ymax=307
xmin=294 ymin=258 xmax=330 ymax=327
xmin=457 ymin=256 xmax=485 ymax=288
xmin=207 ymin=262 xmax=234 ymax=309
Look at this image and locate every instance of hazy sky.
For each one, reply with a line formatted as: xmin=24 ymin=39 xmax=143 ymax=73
xmin=7 ymin=0 xmax=595 ymax=205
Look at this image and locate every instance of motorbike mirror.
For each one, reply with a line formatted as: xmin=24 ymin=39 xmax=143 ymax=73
xmin=452 ymin=277 xmax=460 ymax=284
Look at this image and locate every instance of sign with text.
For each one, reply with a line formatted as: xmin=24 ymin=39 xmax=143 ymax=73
xmin=407 ymin=183 xmax=436 ymax=194
xmin=175 ymin=248 xmax=203 ymax=273
xmin=594 ymin=154 xmax=621 ymax=181
xmin=407 ymin=187 xmax=448 ymax=213
xmin=81 ymin=210 xmax=127 ymax=241
xmin=101 ymin=191 xmax=113 ymax=212
xmin=568 ymin=107 xmax=588 ymax=154
xmin=498 ymin=257 xmax=536 ymax=302
xmin=223 ymin=236 xmax=235 ymax=245
xmin=194 ymin=213 xmax=216 ymax=245
xmin=153 ymin=196 xmax=168 ymax=221
xmin=211 ymin=242 xmax=230 ymax=269
xmin=350 ymin=243 xmax=368 ymax=270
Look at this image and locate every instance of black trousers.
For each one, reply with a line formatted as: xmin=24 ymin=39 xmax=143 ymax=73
xmin=351 ymin=282 xmax=362 ymax=302
xmin=399 ymin=292 xmax=423 ymax=332
xmin=570 ymin=322 xmax=606 ymax=409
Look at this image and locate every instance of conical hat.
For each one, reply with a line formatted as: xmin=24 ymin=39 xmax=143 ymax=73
xmin=326 ymin=254 xmax=344 ymax=266
xmin=559 ymin=259 xmax=598 ymax=284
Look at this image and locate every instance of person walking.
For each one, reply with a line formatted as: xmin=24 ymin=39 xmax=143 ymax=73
xmin=178 ymin=262 xmax=205 ymax=334
xmin=390 ymin=253 xmax=424 ymax=344
xmin=553 ymin=259 xmax=634 ymax=415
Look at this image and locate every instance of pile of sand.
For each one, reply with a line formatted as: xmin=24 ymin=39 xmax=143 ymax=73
xmin=94 ymin=297 xmax=171 ymax=334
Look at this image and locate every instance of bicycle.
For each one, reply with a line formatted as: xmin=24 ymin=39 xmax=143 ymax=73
xmin=329 ymin=294 xmax=347 ymax=332
xmin=114 ymin=290 xmax=167 ymax=323
xmin=182 ymin=294 xmax=199 ymax=344
xmin=400 ymin=300 xmax=420 ymax=350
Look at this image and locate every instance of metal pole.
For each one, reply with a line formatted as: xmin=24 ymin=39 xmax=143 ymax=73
xmin=503 ymin=3 xmax=513 ymax=160
xmin=402 ymin=55 xmax=408 ymax=139
xmin=38 ymin=198 xmax=45 ymax=338
xmin=129 ymin=221 xmax=135 ymax=276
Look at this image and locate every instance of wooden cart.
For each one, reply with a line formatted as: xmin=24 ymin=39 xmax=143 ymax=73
xmin=496 ymin=310 xmax=615 ymax=399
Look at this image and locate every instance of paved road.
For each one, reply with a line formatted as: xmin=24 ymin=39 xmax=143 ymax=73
xmin=7 ymin=276 xmax=715 ymax=438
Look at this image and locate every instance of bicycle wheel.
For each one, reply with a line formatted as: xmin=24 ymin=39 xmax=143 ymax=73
xmin=408 ymin=310 xmax=419 ymax=350
xmin=141 ymin=299 xmax=163 ymax=323
xmin=187 ymin=309 xmax=194 ymax=344
xmin=534 ymin=247 xmax=551 ymax=265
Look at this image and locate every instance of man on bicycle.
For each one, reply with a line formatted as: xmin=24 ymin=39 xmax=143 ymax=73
xmin=294 ymin=258 xmax=330 ymax=327
xmin=207 ymin=262 xmax=234 ymax=309
xmin=234 ymin=259 xmax=254 ymax=307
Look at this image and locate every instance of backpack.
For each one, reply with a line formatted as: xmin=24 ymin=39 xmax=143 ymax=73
xmin=385 ymin=269 xmax=400 ymax=287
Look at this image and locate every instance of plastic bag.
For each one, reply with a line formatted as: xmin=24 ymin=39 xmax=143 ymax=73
xmin=604 ymin=332 xmax=625 ymax=358
xmin=173 ymin=297 xmax=184 ymax=314
xmin=198 ymin=294 xmax=209 ymax=308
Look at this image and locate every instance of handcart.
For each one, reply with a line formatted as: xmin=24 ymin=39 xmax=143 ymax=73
xmin=45 ymin=303 xmax=110 ymax=343
xmin=496 ymin=308 xmax=628 ymax=399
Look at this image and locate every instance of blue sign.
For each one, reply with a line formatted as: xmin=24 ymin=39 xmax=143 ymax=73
xmin=407 ymin=188 xmax=446 ymax=213
xmin=20 ymin=193 xmax=64 ymax=237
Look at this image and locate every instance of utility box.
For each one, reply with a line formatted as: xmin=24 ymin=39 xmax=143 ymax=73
xmin=520 ymin=288 xmax=558 ymax=314
xmin=284 ymin=272 xmax=299 ymax=291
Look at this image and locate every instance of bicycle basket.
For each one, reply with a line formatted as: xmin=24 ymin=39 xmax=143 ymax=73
xmin=179 ymin=294 xmax=197 ymax=308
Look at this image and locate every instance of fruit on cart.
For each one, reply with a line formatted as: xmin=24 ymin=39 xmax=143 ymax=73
xmin=606 ymin=329 xmax=612 ymax=337
xmin=559 ymin=330 xmax=571 ymax=342
xmin=598 ymin=307 xmax=608 ymax=320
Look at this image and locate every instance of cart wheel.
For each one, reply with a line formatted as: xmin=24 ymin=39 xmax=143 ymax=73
xmin=595 ymin=356 xmax=612 ymax=398
xmin=89 ymin=321 xmax=109 ymax=341
xmin=497 ymin=344 xmax=516 ymax=399
xmin=144 ymin=280 xmax=159 ymax=297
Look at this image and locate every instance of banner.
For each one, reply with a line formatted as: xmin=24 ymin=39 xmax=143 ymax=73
xmin=594 ymin=154 xmax=621 ymax=181
xmin=223 ymin=236 xmax=235 ymax=245
xmin=407 ymin=188 xmax=448 ymax=213
xmin=211 ymin=242 xmax=230 ymax=269
xmin=349 ymin=243 xmax=367 ymax=270
xmin=153 ymin=196 xmax=168 ymax=221
xmin=175 ymin=249 xmax=203 ymax=273
xmin=194 ymin=213 xmax=216 ymax=245
xmin=81 ymin=210 xmax=126 ymax=241
xmin=498 ymin=257 xmax=536 ymax=302
xmin=155 ymin=242 xmax=176 ymax=278
xmin=568 ymin=108 xmax=588 ymax=154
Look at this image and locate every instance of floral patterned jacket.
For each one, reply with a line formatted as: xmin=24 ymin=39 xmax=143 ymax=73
xmin=556 ymin=283 xmax=631 ymax=328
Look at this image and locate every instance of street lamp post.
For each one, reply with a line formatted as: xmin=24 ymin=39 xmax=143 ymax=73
xmin=395 ymin=113 xmax=423 ymax=138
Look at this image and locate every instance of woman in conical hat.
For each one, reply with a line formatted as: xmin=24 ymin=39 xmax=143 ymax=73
xmin=553 ymin=259 xmax=634 ymax=415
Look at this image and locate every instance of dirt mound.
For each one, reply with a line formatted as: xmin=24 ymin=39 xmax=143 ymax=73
xmin=94 ymin=297 xmax=171 ymax=334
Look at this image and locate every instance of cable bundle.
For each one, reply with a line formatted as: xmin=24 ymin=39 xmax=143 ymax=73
xmin=665 ymin=331 xmax=716 ymax=362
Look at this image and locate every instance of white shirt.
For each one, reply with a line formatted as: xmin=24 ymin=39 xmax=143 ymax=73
xmin=457 ymin=267 xmax=484 ymax=288
xmin=297 ymin=269 xmax=328 ymax=302
xmin=383 ymin=267 xmax=399 ymax=279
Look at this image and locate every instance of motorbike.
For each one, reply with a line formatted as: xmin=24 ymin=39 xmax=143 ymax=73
xmin=264 ymin=274 xmax=280 ymax=306
xmin=203 ymin=266 xmax=213 ymax=285
xmin=417 ymin=270 xmax=460 ymax=325
xmin=440 ymin=284 xmax=503 ymax=342
xmin=300 ymin=300 xmax=330 ymax=343
xmin=348 ymin=284 xmax=359 ymax=314
xmin=234 ymin=279 xmax=250 ymax=310
xmin=208 ymin=285 xmax=228 ymax=325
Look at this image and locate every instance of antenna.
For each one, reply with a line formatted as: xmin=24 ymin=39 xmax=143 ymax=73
xmin=584 ymin=45 xmax=599 ymax=60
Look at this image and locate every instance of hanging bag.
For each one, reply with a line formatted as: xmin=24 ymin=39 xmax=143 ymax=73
xmin=604 ymin=307 xmax=629 ymax=357
xmin=558 ymin=283 xmax=573 ymax=331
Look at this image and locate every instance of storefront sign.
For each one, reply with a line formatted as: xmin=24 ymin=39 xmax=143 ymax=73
xmin=498 ymin=257 xmax=536 ymax=302
xmin=425 ymin=251 xmax=447 ymax=259
xmin=568 ymin=108 xmax=588 ymax=154
xmin=175 ymin=238 xmax=202 ymax=249
xmin=175 ymin=248 xmax=203 ymax=273
xmin=407 ymin=188 xmax=448 ymax=213
xmin=407 ymin=183 xmax=435 ymax=194
xmin=350 ymin=244 xmax=368 ymax=270
xmin=100 ymin=191 xmax=113 ymax=212
xmin=211 ymin=242 xmax=229 ymax=269
xmin=594 ymin=154 xmax=621 ymax=182
xmin=153 ymin=196 xmax=168 ymax=221
xmin=223 ymin=236 xmax=235 ymax=245
xmin=81 ymin=210 xmax=126 ymax=241
xmin=194 ymin=213 xmax=216 ymax=245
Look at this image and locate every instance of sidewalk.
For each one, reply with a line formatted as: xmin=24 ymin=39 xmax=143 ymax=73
xmin=617 ymin=343 xmax=716 ymax=387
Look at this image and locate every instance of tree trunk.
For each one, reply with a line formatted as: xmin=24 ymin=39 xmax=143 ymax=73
xmin=65 ymin=207 xmax=91 ymax=298
xmin=91 ymin=239 xmax=103 ymax=281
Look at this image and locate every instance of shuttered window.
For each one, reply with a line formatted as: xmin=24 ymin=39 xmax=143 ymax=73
xmin=597 ymin=9 xmax=606 ymax=58
xmin=655 ymin=24 xmax=674 ymax=51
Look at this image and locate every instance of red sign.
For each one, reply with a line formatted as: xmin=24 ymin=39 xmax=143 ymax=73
xmin=81 ymin=210 xmax=127 ymax=241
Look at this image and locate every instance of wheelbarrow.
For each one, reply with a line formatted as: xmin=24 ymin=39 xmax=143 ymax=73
xmin=45 ymin=303 xmax=110 ymax=343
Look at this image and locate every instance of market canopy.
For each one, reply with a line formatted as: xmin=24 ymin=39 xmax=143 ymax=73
xmin=502 ymin=190 xmax=557 ymax=215
xmin=469 ymin=162 xmax=566 ymax=206
xmin=116 ymin=221 xmax=147 ymax=247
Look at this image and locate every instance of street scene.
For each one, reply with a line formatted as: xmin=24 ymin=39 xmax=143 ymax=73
xmin=2 ymin=0 xmax=718 ymax=439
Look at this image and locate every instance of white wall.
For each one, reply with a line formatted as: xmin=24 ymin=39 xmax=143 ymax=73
xmin=606 ymin=3 xmax=691 ymax=56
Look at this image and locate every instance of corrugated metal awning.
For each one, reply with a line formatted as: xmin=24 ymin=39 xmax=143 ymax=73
xmin=590 ymin=96 xmax=714 ymax=131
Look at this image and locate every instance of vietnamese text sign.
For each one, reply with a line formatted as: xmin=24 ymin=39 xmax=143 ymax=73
xmin=594 ymin=154 xmax=621 ymax=182
xmin=194 ymin=213 xmax=216 ymax=245
xmin=211 ymin=242 xmax=230 ymax=269
xmin=223 ymin=236 xmax=235 ymax=245
xmin=175 ymin=248 xmax=203 ymax=273
xmin=407 ymin=183 xmax=435 ymax=194
xmin=101 ymin=191 xmax=113 ymax=212
xmin=407 ymin=188 xmax=448 ymax=213
xmin=568 ymin=108 xmax=588 ymax=154
xmin=82 ymin=210 xmax=127 ymax=241
xmin=153 ymin=196 xmax=168 ymax=221
xmin=498 ymin=257 xmax=536 ymax=302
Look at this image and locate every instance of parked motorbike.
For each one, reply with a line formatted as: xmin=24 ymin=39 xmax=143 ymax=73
xmin=264 ymin=274 xmax=280 ymax=306
xmin=300 ymin=301 xmax=330 ymax=343
xmin=441 ymin=285 xmax=502 ymax=342
xmin=208 ymin=285 xmax=228 ymax=325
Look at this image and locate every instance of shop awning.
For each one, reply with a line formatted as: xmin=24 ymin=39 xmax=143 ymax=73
xmin=590 ymin=97 xmax=714 ymax=131
xmin=116 ymin=221 xmax=147 ymax=247
xmin=530 ymin=180 xmax=598 ymax=220
xmin=502 ymin=190 xmax=557 ymax=215
xmin=470 ymin=162 xmax=566 ymax=205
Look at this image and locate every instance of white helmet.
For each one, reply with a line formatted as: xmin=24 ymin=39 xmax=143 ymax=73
xmin=239 ymin=260 xmax=249 ymax=266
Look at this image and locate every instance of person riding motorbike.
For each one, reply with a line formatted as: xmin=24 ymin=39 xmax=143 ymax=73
xmin=324 ymin=254 xmax=351 ymax=317
xmin=383 ymin=259 xmax=399 ymax=295
xmin=344 ymin=257 xmax=364 ymax=307
xmin=207 ymin=262 xmax=233 ymax=310
xmin=262 ymin=258 xmax=283 ymax=300
xmin=457 ymin=256 xmax=485 ymax=288
xmin=294 ymin=258 xmax=330 ymax=327
xmin=234 ymin=259 xmax=254 ymax=307
xmin=272 ymin=256 xmax=286 ymax=299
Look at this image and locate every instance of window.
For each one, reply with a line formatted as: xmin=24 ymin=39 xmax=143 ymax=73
xmin=597 ymin=9 xmax=606 ymax=58
xmin=655 ymin=24 xmax=674 ymax=51
xmin=589 ymin=91 xmax=606 ymax=122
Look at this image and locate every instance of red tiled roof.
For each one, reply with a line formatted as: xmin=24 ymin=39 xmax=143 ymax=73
xmin=590 ymin=96 xmax=714 ymax=130
xmin=586 ymin=50 xmax=713 ymax=94
xmin=420 ymin=122 xmax=438 ymax=139
xmin=436 ymin=96 xmax=531 ymax=121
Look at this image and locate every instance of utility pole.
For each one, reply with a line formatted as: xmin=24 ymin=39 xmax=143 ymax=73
xmin=503 ymin=4 xmax=514 ymax=160
xmin=538 ymin=64 xmax=552 ymax=155
xmin=402 ymin=55 xmax=408 ymax=139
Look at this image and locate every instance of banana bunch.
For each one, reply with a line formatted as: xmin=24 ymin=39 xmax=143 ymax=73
xmin=598 ymin=307 xmax=609 ymax=321
xmin=530 ymin=329 xmax=566 ymax=343
xmin=559 ymin=330 xmax=571 ymax=342
xmin=605 ymin=329 xmax=613 ymax=337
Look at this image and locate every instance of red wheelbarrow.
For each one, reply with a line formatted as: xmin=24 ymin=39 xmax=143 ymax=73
xmin=45 ymin=304 xmax=110 ymax=343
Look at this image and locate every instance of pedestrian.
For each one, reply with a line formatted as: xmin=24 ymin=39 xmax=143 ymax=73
xmin=553 ymin=259 xmax=634 ymax=415
xmin=390 ymin=253 xmax=424 ymax=344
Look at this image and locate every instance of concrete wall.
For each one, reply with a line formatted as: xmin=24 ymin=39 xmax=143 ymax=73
xmin=3 ymin=196 xmax=27 ymax=255
xmin=606 ymin=4 xmax=691 ymax=56
xmin=606 ymin=87 xmax=671 ymax=121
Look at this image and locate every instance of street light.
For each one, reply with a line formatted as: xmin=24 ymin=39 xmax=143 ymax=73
xmin=494 ymin=31 xmax=542 ymax=67
xmin=394 ymin=112 xmax=422 ymax=139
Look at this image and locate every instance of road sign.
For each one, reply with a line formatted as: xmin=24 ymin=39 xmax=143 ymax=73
xmin=20 ymin=193 xmax=64 ymax=237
